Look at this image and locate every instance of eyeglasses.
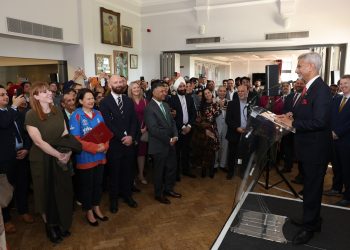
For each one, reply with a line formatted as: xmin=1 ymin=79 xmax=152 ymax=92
xmin=0 ymin=93 xmax=9 ymax=97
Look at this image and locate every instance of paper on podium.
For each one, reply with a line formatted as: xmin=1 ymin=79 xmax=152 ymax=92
xmin=81 ymin=122 xmax=113 ymax=144
xmin=258 ymin=110 xmax=296 ymax=133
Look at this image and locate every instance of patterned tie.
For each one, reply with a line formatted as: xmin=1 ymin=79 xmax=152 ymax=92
xmin=159 ymin=102 xmax=167 ymax=120
xmin=292 ymin=93 xmax=300 ymax=107
xmin=339 ymin=97 xmax=348 ymax=112
xmin=117 ymin=96 xmax=123 ymax=114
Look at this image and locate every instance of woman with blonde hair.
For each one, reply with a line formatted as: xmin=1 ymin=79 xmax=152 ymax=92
xmin=128 ymin=82 xmax=148 ymax=184
xmin=25 ymin=82 xmax=77 ymax=243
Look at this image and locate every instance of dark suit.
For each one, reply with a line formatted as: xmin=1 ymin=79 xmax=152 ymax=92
xmin=225 ymin=97 xmax=245 ymax=175
xmin=99 ymin=94 xmax=138 ymax=201
xmin=292 ymin=77 xmax=332 ymax=231
xmin=62 ymin=108 xmax=70 ymax=129
xmin=281 ymin=92 xmax=304 ymax=177
xmin=280 ymin=93 xmax=297 ymax=171
xmin=0 ymin=107 xmax=31 ymax=222
xmin=331 ymin=95 xmax=350 ymax=199
xmin=169 ymin=94 xmax=196 ymax=178
xmin=144 ymin=99 xmax=178 ymax=197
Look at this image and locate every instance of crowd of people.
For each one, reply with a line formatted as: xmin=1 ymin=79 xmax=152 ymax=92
xmin=1 ymin=52 xmax=349 ymax=246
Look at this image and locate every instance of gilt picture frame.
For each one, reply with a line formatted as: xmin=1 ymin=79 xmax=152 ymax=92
xmin=121 ymin=25 xmax=133 ymax=48
xmin=95 ymin=54 xmax=112 ymax=75
xmin=113 ymin=50 xmax=128 ymax=79
xmin=130 ymin=54 xmax=138 ymax=69
xmin=100 ymin=7 xmax=121 ymax=46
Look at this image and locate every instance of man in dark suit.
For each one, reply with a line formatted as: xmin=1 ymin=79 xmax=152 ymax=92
xmin=329 ymin=75 xmax=350 ymax=206
xmin=169 ymin=77 xmax=196 ymax=180
xmin=144 ymin=80 xmax=181 ymax=204
xmin=225 ymin=85 xmax=249 ymax=179
xmin=276 ymin=52 xmax=332 ymax=245
xmin=100 ymin=75 xmax=138 ymax=213
xmin=0 ymin=85 xmax=33 ymax=234
xmin=280 ymin=79 xmax=306 ymax=180
xmin=225 ymin=79 xmax=235 ymax=101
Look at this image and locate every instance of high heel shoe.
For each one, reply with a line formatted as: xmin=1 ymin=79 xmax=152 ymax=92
xmin=93 ymin=211 xmax=109 ymax=221
xmin=86 ymin=215 xmax=99 ymax=227
xmin=45 ymin=224 xmax=63 ymax=243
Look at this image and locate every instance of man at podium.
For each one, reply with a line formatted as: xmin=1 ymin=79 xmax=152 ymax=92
xmin=276 ymin=52 xmax=332 ymax=245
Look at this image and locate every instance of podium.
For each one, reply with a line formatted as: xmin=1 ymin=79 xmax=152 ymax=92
xmin=230 ymin=106 xmax=295 ymax=243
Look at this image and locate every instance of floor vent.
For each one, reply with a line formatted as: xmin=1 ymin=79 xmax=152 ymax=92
xmin=7 ymin=17 xmax=63 ymax=40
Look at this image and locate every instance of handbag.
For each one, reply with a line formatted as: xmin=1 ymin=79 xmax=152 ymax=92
xmin=0 ymin=174 xmax=14 ymax=208
xmin=140 ymin=131 xmax=149 ymax=142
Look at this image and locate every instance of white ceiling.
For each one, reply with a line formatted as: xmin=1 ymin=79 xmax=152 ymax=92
xmin=191 ymin=49 xmax=309 ymax=63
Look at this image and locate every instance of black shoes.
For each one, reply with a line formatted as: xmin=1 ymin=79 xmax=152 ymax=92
xmin=86 ymin=216 xmax=98 ymax=227
xmin=226 ymin=173 xmax=233 ymax=180
xmin=292 ymin=229 xmax=314 ymax=245
xmin=183 ymin=172 xmax=196 ymax=178
xmin=132 ymin=185 xmax=141 ymax=193
xmin=289 ymin=217 xmax=322 ymax=232
xmin=55 ymin=227 xmax=71 ymax=238
xmin=334 ymin=199 xmax=350 ymax=207
xmin=155 ymin=196 xmax=171 ymax=204
xmin=291 ymin=175 xmax=304 ymax=185
xmin=323 ymin=189 xmax=342 ymax=196
xmin=45 ymin=224 xmax=63 ymax=243
xmin=124 ymin=197 xmax=138 ymax=208
xmin=93 ymin=211 xmax=109 ymax=221
xmin=110 ymin=199 xmax=119 ymax=214
xmin=164 ymin=191 xmax=182 ymax=198
xmin=280 ymin=168 xmax=292 ymax=173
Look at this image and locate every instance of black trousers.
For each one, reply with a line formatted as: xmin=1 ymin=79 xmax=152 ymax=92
xmin=175 ymin=132 xmax=192 ymax=177
xmin=281 ymin=134 xmax=294 ymax=170
xmin=302 ymin=161 xmax=328 ymax=231
xmin=2 ymin=157 xmax=30 ymax=223
xmin=108 ymin=151 xmax=135 ymax=200
xmin=227 ymin=140 xmax=239 ymax=175
xmin=331 ymin=141 xmax=343 ymax=192
xmin=77 ymin=165 xmax=104 ymax=211
xmin=152 ymin=148 xmax=177 ymax=197
xmin=333 ymin=141 xmax=350 ymax=199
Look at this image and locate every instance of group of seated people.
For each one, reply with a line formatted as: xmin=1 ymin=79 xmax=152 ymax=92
xmin=0 ymin=69 xmax=349 ymax=247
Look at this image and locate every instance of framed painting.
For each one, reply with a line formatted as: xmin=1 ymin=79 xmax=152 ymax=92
xmin=95 ymin=54 xmax=112 ymax=74
xmin=113 ymin=50 xmax=128 ymax=79
xmin=121 ymin=25 xmax=133 ymax=48
xmin=100 ymin=7 xmax=121 ymax=45
xmin=130 ymin=54 xmax=138 ymax=69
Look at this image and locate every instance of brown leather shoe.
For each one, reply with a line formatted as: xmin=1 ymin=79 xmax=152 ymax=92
xmin=21 ymin=213 xmax=34 ymax=224
xmin=5 ymin=222 xmax=16 ymax=234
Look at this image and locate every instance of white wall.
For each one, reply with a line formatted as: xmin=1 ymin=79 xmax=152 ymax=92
xmin=0 ymin=0 xmax=142 ymax=82
xmin=74 ymin=0 xmax=142 ymax=81
xmin=141 ymin=0 xmax=350 ymax=80
xmin=0 ymin=0 xmax=80 ymax=44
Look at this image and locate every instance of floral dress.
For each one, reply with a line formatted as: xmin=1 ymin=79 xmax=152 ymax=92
xmin=191 ymin=102 xmax=221 ymax=175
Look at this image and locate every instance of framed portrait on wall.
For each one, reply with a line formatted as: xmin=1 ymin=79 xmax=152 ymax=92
xmin=121 ymin=26 xmax=133 ymax=48
xmin=95 ymin=54 xmax=112 ymax=74
xmin=100 ymin=7 xmax=121 ymax=45
xmin=130 ymin=54 xmax=138 ymax=69
xmin=113 ymin=50 xmax=128 ymax=79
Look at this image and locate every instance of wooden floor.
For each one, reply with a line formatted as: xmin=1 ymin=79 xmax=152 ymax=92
xmin=5 ymin=165 xmax=341 ymax=250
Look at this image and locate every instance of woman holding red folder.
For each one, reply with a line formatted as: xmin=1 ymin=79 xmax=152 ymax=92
xmin=69 ymin=89 xmax=109 ymax=226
